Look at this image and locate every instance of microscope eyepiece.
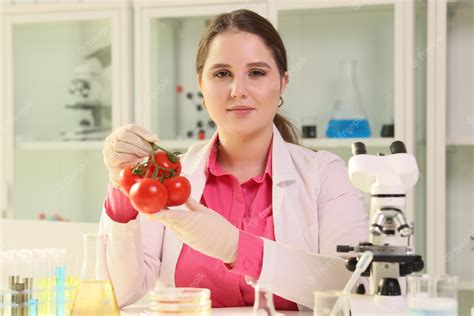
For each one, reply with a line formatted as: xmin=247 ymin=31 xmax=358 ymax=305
xmin=390 ymin=141 xmax=407 ymax=154
xmin=352 ymin=142 xmax=367 ymax=156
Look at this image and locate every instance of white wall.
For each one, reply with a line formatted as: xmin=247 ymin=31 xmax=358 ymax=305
xmin=0 ymin=219 xmax=99 ymax=263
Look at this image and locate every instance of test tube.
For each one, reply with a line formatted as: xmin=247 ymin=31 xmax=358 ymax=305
xmin=24 ymin=278 xmax=36 ymax=316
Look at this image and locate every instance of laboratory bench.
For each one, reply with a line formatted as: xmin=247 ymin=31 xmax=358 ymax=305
xmin=121 ymin=306 xmax=311 ymax=315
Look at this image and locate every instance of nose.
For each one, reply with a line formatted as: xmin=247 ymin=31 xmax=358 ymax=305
xmin=230 ymin=74 xmax=248 ymax=99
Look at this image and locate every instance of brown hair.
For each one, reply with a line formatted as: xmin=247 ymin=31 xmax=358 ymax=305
xmin=196 ymin=9 xmax=299 ymax=145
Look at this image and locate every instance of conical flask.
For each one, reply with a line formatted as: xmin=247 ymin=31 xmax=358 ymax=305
xmin=326 ymin=60 xmax=371 ymax=138
xmin=70 ymin=234 xmax=120 ymax=316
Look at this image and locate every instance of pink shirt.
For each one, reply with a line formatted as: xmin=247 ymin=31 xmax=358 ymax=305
xmin=174 ymin=138 xmax=298 ymax=310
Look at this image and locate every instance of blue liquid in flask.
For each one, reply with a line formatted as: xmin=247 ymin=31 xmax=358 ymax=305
xmin=326 ymin=119 xmax=371 ymax=138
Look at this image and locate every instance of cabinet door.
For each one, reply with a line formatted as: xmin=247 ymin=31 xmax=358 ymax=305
xmin=0 ymin=3 xmax=131 ymax=222
xmin=275 ymin=1 xmax=404 ymax=152
xmin=134 ymin=2 xmax=267 ymax=150
xmin=427 ymin=1 xmax=473 ymax=314
xmin=445 ymin=0 xmax=473 ymax=299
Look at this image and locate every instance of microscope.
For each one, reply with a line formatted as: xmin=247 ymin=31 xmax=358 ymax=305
xmin=337 ymin=141 xmax=424 ymax=296
xmin=61 ymin=46 xmax=112 ymax=141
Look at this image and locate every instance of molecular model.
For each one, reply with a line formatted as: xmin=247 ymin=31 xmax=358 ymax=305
xmin=177 ymin=85 xmax=216 ymax=140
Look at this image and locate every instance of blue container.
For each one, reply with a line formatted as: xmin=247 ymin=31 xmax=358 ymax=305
xmin=326 ymin=119 xmax=371 ymax=138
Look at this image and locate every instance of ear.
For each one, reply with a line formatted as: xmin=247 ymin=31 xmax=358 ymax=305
xmin=280 ymin=71 xmax=289 ymax=95
xmin=197 ymin=74 xmax=202 ymax=91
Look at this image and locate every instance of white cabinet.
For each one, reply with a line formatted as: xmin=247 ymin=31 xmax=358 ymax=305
xmin=0 ymin=2 xmax=132 ymax=222
xmin=426 ymin=0 xmax=474 ymax=311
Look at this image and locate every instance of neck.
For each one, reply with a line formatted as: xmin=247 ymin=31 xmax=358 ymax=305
xmin=216 ymin=125 xmax=273 ymax=180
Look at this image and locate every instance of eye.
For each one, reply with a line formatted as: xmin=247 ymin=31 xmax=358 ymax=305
xmin=249 ymin=69 xmax=266 ymax=77
xmin=214 ymin=70 xmax=231 ymax=78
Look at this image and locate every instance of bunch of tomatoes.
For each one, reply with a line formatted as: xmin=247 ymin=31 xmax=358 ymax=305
xmin=118 ymin=143 xmax=191 ymax=214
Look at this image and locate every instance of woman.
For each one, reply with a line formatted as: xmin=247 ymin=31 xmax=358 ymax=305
xmin=100 ymin=9 xmax=368 ymax=310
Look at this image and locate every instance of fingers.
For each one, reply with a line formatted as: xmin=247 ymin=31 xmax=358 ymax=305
xmin=148 ymin=210 xmax=184 ymax=226
xmin=125 ymin=124 xmax=159 ymax=143
xmin=114 ymin=138 xmax=150 ymax=157
xmin=104 ymin=150 xmax=144 ymax=168
xmin=184 ymin=198 xmax=212 ymax=214
xmin=103 ymin=124 xmax=159 ymax=166
xmin=185 ymin=198 xmax=200 ymax=212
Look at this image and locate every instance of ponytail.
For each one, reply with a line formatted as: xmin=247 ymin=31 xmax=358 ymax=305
xmin=273 ymin=113 xmax=300 ymax=145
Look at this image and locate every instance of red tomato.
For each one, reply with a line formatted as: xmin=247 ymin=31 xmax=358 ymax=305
xmin=129 ymin=179 xmax=168 ymax=214
xmin=118 ymin=166 xmax=143 ymax=196
xmin=147 ymin=151 xmax=181 ymax=178
xmin=163 ymin=176 xmax=191 ymax=206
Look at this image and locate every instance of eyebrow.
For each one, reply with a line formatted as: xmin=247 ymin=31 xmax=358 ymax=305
xmin=209 ymin=62 xmax=272 ymax=70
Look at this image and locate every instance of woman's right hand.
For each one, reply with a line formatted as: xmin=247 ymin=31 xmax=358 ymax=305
xmin=103 ymin=124 xmax=159 ymax=190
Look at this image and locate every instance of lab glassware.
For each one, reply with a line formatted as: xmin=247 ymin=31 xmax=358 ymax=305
xmin=407 ymin=274 xmax=458 ymax=316
xmin=380 ymin=92 xmax=395 ymax=137
xmin=302 ymin=117 xmax=318 ymax=139
xmin=70 ymin=234 xmax=119 ymax=316
xmin=148 ymin=287 xmax=211 ymax=315
xmin=253 ymin=284 xmax=276 ymax=316
xmin=326 ymin=60 xmax=371 ymax=138
xmin=313 ymin=290 xmax=349 ymax=316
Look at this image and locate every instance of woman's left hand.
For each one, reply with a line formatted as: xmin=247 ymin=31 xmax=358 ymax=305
xmin=148 ymin=198 xmax=239 ymax=264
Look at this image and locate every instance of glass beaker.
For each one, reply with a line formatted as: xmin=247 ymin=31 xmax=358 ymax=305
xmin=70 ymin=234 xmax=120 ymax=316
xmin=407 ymin=274 xmax=458 ymax=316
xmin=313 ymin=290 xmax=349 ymax=316
xmin=253 ymin=284 xmax=276 ymax=316
xmin=326 ymin=60 xmax=371 ymax=138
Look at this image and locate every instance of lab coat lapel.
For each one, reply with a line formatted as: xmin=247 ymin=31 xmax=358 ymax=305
xmin=271 ymin=125 xmax=296 ymax=242
xmin=271 ymin=125 xmax=311 ymax=249
xmin=159 ymin=132 xmax=217 ymax=287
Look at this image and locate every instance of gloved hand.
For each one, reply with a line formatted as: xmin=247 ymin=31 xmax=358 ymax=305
xmin=149 ymin=198 xmax=239 ymax=264
xmin=103 ymin=124 xmax=159 ymax=190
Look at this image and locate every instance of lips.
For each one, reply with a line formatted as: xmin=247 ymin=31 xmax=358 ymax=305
xmin=227 ymin=105 xmax=254 ymax=111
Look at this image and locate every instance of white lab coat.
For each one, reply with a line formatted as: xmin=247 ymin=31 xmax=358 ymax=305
xmin=99 ymin=125 xmax=369 ymax=310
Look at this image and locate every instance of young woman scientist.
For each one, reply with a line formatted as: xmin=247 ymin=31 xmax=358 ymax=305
xmin=100 ymin=9 xmax=368 ymax=311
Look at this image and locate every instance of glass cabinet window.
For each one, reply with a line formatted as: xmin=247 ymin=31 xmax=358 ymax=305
xmin=13 ymin=148 xmax=109 ymax=222
xmin=277 ymin=5 xmax=395 ymax=140
xmin=13 ymin=19 xmax=112 ymax=143
xmin=2 ymin=3 xmax=130 ymax=223
xmin=150 ymin=16 xmax=216 ymax=141
xmin=11 ymin=18 xmax=113 ymax=222
xmin=445 ymin=1 xmax=473 ymax=289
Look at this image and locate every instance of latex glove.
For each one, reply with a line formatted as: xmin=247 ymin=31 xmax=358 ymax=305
xmin=103 ymin=124 xmax=159 ymax=190
xmin=149 ymin=198 xmax=239 ymax=264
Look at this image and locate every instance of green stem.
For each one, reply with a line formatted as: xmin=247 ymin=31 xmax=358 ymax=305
xmin=153 ymin=144 xmax=180 ymax=163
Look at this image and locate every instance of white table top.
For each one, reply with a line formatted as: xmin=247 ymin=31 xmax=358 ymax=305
xmin=121 ymin=305 xmax=312 ymax=315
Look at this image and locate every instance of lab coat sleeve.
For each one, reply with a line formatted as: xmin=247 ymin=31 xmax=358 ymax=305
xmin=257 ymin=153 xmax=369 ymax=309
xmin=99 ymin=207 xmax=165 ymax=307
xmin=316 ymin=153 xmax=369 ymax=255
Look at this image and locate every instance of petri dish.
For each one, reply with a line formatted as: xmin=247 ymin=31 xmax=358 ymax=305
xmin=147 ymin=288 xmax=211 ymax=315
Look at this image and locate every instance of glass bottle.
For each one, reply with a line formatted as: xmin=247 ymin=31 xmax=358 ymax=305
xmin=326 ymin=60 xmax=372 ymax=138
xmin=70 ymin=234 xmax=119 ymax=316
xmin=253 ymin=284 xmax=276 ymax=316
xmin=381 ymin=91 xmax=395 ymax=137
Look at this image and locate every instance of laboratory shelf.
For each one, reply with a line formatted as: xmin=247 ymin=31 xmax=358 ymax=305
xmin=15 ymin=138 xmax=395 ymax=152
xmin=446 ymin=137 xmax=474 ymax=146
xmin=301 ymin=137 xmax=394 ymax=149
xmin=157 ymin=137 xmax=395 ymax=152
xmin=16 ymin=140 xmax=104 ymax=151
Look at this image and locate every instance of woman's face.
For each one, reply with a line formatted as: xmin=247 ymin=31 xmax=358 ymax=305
xmin=198 ymin=31 xmax=288 ymax=138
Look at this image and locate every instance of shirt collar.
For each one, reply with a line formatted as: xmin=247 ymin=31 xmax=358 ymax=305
xmin=206 ymin=134 xmax=273 ymax=183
